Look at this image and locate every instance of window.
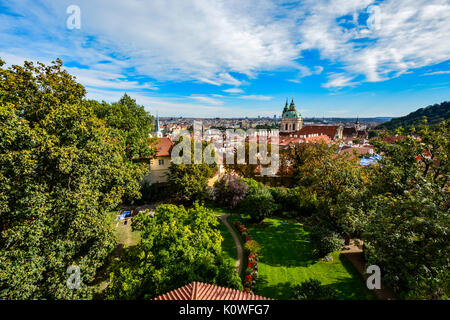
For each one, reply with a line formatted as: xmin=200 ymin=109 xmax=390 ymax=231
xmin=292 ymin=124 xmax=296 ymax=131
xmin=285 ymin=123 xmax=288 ymax=130
xmin=158 ymin=159 xmax=165 ymax=166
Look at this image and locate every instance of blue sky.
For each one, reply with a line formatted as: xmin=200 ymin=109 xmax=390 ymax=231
xmin=0 ymin=0 xmax=449 ymax=118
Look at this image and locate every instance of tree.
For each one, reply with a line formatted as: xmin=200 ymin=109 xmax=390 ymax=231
xmin=0 ymin=59 xmax=145 ymax=299
xmin=104 ymin=203 xmax=242 ymax=299
xmin=362 ymin=121 xmax=449 ymax=299
xmin=213 ymin=175 xmax=248 ymax=209
xmin=167 ymin=137 xmax=217 ymax=203
xmin=88 ymin=94 xmax=157 ymax=161
xmin=241 ymin=184 xmax=278 ymax=223
xmin=291 ymin=279 xmax=338 ymax=300
xmin=363 ymin=186 xmax=449 ymax=299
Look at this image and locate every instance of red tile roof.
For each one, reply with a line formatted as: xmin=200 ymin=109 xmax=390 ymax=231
xmin=154 ymin=282 xmax=272 ymax=300
xmin=281 ymin=125 xmax=340 ymax=140
xmin=304 ymin=134 xmax=331 ymax=144
xmin=155 ymin=137 xmax=173 ymax=157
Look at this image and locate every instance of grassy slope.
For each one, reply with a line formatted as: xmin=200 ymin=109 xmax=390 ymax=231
xmin=228 ymin=215 xmax=374 ymax=300
xmin=217 ymin=216 xmax=238 ymax=269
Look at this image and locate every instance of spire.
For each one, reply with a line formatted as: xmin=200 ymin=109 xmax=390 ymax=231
xmin=155 ymin=112 xmax=161 ymax=133
xmin=289 ymin=97 xmax=296 ymax=110
xmin=282 ymin=98 xmax=289 ymax=113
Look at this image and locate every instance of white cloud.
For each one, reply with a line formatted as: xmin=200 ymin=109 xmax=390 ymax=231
xmin=294 ymin=0 xmax=450 ymax=85
xmin=66 ymin=67 xmax=158 ymax=91
xmin=1 ymin=0 xmax=449 ymax=93
xmin=423 ymin=70 xmax=450 ymax=76
xmin=238 ymin=95 xmax=273 ymax=101
xmin=223 ymin=88 xmax=244 ymax=94
xmin=322 ymin=73 xmax=359 ymax=88
xmin=189 ymin=95 xmax=224 ymax=105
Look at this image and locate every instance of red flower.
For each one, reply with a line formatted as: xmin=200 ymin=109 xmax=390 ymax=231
xmin=247 ymin=262 xmax=254 ymax=269
xmin=248 ymin=254 xmax=255 ymax=259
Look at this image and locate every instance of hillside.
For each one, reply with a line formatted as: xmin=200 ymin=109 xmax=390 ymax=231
xmin=376 ymin=101 xmax=449 ymax=130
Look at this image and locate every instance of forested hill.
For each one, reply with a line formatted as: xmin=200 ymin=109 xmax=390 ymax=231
xmin=376 ymin=101 xmax=449 ymax=130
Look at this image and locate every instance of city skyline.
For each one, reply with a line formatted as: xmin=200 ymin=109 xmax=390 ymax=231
xmin=1 ymin=0 xmax=449 ymax=118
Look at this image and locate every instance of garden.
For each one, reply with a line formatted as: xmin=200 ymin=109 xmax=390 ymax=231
xmin=227 ymin=214 xmax=374 ymax=300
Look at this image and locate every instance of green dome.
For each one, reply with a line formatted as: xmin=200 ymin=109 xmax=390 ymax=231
xmin=282 ymin=110 xmax=302 ymax=118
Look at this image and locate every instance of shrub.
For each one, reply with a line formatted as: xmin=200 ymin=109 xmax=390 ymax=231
xmin=270 ymin=187 xmax=300 ymax=215
xmin=138 ymin=181 xmax=169 ymax=203
xmin=310 ymin=226 xmax=344 ymax=258
xmin=241 ymin=178 xmax=262 ymax=195
xmin=242 ymin=186 xmax=278 ymax=223
xmin=292 ymin=279 xmax=338 ymax=300
xmin=213 ymin=175 xmax=248 ymax=209
xmin=244 ymin=240 xmax=261 ymax=255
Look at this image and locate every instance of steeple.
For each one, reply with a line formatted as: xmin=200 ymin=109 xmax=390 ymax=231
xmin=289 ymin=97 xmax=296 ymax=111
xmin=282 ymin=98 xmax=289 ymax=113
xmin=154 ymin=112 xmax=162 ymax=137
xmin=355 ymin=116 xmax=360 ymax=131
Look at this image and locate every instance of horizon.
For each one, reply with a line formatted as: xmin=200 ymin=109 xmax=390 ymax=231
xmin=1 ymin=0 xmax=449 ymax=118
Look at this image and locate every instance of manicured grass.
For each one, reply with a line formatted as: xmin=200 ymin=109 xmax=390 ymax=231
xmin=228 ymin=215 xmax=375 ymax=300
xmin=217 ymin=216 xmax=237 ymax=268
xmin=108 ymin=211 xmax=141 ymax=247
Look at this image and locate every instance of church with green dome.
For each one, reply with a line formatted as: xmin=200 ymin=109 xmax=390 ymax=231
xmin=280 ymin=98 xmax=303 ymax=133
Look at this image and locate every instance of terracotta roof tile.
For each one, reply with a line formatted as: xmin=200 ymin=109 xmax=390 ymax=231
xmin=154 ymin=282 xmax=273 ymax=300
xmin=155 ymin=137 xmax=174 ymax=157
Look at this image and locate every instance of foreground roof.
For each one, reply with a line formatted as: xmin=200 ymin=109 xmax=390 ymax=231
xmin=155 ymin=137 xmax=173 ymax=157
xmin=154 ymin=282 xmax=272 ymax=300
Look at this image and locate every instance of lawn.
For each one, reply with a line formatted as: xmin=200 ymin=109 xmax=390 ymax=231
xmin=217 ymin=216 xmax=238 ymax=269
xmin=109 ymin=211 xmax=141 ymax=248
xmin=227 ymin=215 xmax=375 ymax=300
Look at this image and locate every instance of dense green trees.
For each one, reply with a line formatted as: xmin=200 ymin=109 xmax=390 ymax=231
xmin=167 ymin=138 xmax=217 ymax=203
xmin=0 ymin=59 xmax=149 ymax=299
xmin=361 ymin=121 xmax=449 ymax=299
xmin=376 ymin=101 xmax=449 ymax=130
xmin=261 ymin=121 xmax=449 ymax=299
xmin=241 ymin=179 xmax=278 ymax=223
xmin=87 ymin=94 xmax=156 ymax=161
xmin=105 ymin=203 xmax=242 ymax=299
xmin=213 ymin=175 xmax=248 ymax=209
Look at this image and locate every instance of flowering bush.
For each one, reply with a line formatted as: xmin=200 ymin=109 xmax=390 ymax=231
xmin=236 ymin=221 xmax=260 ymax=293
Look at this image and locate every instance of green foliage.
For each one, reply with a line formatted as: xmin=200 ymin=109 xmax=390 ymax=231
xmin=363 ymin=187 xmax=449 ymax=299
xmin=0 ymin=59 xmax=145 ymax=299
xmin=167 ymin=138 xmax=217 ymax=203
xmin=244 ymin=240 xmax=261 ymax=255
xmin=291 ymin=279 xmax=338 ymax=300
xmin=105 ymin=203 xmax=242 ymax=299
xmin=310 ymin=226 xmax=344 ymax=258
xmin=88 ymin=94 xmax=156 ymax=161
xmin=376 ymin=101 xmax=449 ymax=130
xmin=213 ymin=175 xmax=248 ymax=209
xmin=138 ymin=181 xmax=169 ymax=204
xmin=242 ymin=184 xmax=278 ymax=223
xmin=361 ymin=121 xmax=449 ymax=299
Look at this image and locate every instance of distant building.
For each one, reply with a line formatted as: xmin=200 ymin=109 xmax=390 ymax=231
xmin=280 ymin=98 xmax=303 ymax=133
xmin=143 ymin=137 xmax=173 ymax=184
xmin=153 ymin=113 xmax=163 ymax=138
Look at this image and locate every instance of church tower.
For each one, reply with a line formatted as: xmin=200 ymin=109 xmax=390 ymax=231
xmin=154 ymin=112 xmax=163 ymax=138
xmin=280 ymin=98 xmax=303 ymax=133
xmin=354 ymin=116 xmax=360 ymax=132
